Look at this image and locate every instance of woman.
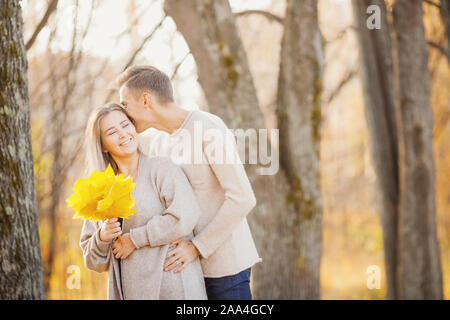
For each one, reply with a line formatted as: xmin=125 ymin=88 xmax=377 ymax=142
xmin=80 ymin=103 xmax=207 ymax=300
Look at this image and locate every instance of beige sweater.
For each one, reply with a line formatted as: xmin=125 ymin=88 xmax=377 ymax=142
xmin=138 ymin=110 xmax=262 ymax=277
xmin=80 ymin=154 xmax=207 ymax=299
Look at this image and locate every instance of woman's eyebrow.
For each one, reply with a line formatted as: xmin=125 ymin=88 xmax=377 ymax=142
xmin=106 ymin=120 xmax=129 ymax=132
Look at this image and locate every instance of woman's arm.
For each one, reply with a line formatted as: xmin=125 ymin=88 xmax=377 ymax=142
xmin=129 ymin=157 xmax=201 ymax=249
xmin=79 ymin=219 xmax=112 ymax=272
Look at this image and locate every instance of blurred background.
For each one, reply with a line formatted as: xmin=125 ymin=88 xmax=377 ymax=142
xmin=16 ymin=0 xmax=449 ymax=299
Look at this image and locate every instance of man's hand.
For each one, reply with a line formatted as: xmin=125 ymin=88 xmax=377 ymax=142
xmin=112 ymin=233 xmax=136 ymax=260
xmin=164 ymin=239 xmax=200 ymax=273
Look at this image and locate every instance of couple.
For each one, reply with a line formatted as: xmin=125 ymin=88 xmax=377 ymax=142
xmin=79 ymin=65 xmax=262 ymax=300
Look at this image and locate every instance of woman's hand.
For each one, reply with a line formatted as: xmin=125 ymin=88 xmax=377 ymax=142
xmin=99 ymin=218 xmax=122 ymax=242
xmin=164 ymin=239 xmax=200 ymax=273
xmin=112 ymin=233 xmax=136 ymax=260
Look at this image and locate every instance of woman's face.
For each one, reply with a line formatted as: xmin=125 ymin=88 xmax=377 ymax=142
xmin=100 ymin=110 xmax=138 ymax=157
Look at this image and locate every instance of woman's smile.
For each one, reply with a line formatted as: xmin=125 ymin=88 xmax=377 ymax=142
xmin=100 ymin=110 xmax=139 ymax=156
xmin=117 ymin=135 xmax=138 ymax=151
xmin=120 ymin=137 xmax=133 ymax=146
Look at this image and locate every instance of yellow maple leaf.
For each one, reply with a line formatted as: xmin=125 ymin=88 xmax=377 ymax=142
xmin=66 ymin=164 xmax=136 ymax=221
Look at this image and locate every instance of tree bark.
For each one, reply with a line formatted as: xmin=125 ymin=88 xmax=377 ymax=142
xmin=164 ymin=0 xmax=261 ymax=130
xmin=164 ymin=0 xmax=322 ymax=298
xmin=352 ymin=0 xmax=399 ymax=300
xmin=393 ymin=0 xmax=443 ymax=299
xmin=440 ymin=0 xmax=450 ymax=60
xmin=0 ymin=0 xmax=45 ymax=299
xmin=276 ymin=0 xmax=324 ymax=299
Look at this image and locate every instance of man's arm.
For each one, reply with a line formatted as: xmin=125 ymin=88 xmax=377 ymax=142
xmin=191 ymin=121 xmax=256 ymax=259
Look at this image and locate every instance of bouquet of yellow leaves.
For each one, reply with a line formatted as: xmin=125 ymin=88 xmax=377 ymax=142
xmin=66 ymin=164 xmax=136 ymax=243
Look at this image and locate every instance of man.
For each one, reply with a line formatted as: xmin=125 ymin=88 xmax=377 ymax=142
xmin=117 ymin=65 xmax=261 ymax=300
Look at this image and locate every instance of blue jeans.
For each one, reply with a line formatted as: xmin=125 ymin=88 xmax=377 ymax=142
xmin=204 ymin=268 xmax=252 ymax=300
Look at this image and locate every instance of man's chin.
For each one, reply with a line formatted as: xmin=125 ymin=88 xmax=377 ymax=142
xmin=135 ymin=126 xmax=145 ymax=134
xmin=133 ymin=121 xmax=153 ymax=134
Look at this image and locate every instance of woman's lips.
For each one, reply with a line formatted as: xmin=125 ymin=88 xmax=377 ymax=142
xmin=120 ymin=137 xmax=133 ymax=146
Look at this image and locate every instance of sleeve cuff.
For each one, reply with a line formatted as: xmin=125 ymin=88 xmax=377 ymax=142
xmin=94 ymin=227 xmax=111 ymax=253
xmin=192 ymin=237 xmax=210 ymax=259
xmin=130 ymin=226 xmax=150 ymax=249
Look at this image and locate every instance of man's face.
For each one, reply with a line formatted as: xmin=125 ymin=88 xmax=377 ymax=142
xmin=119 ymin=85 xmax=149 ymax=133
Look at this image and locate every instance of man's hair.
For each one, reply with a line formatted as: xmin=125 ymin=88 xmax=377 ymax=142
xmin=117 ymin=65 xmax=174 ymax=104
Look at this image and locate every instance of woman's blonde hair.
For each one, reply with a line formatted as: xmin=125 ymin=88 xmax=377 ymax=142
xmin=84 ymin=103 xmax=135 ymax=176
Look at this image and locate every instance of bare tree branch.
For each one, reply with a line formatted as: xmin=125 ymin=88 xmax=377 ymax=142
xmin=427 ymin=40 xmax=449 ymax=58
xmin=325 ymin=25 xmax=356 ymax=44
xmin=122 ymin=15 xmax=168 ymax=71
xmin=325 ymin=62 xmax=359 ymax=105
xmin=40 ymin=0 xmax=100 ymax=295
xmin=171 ymin=51 xmax=191 ymax=80
xmin=235 ymin=9 xmax=283 ymax=24
xmin=117 ymin=1 xmax=156 ymax=38
xmin=26 ymin=0 xmax=59 ymax=50
xmin=424 ymin=0 xmax=441 ymax=9
xmin=103 ymin=14 xmax=168 ymax=103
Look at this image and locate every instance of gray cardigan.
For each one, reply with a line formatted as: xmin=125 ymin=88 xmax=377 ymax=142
xmin=80 ymin=154 xmax=207 ymax=299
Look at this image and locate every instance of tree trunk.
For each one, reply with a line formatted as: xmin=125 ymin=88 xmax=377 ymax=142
xmin=276 ymin=0 xmax=323 ymax=299
xmin=165 ymin=0 xmax=261 ymax=130
xmin=393 ymin=0 xmax=443 ymax=299
xmin=0 ymin=0 xmax=45 ymax=299
xmin=440 ymin=0 xmax=450 ymax=60
xmin=352 ymin=0 xmax=399 ymax=300
xmin=164 ymin=0 xmax=322 ymax=298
